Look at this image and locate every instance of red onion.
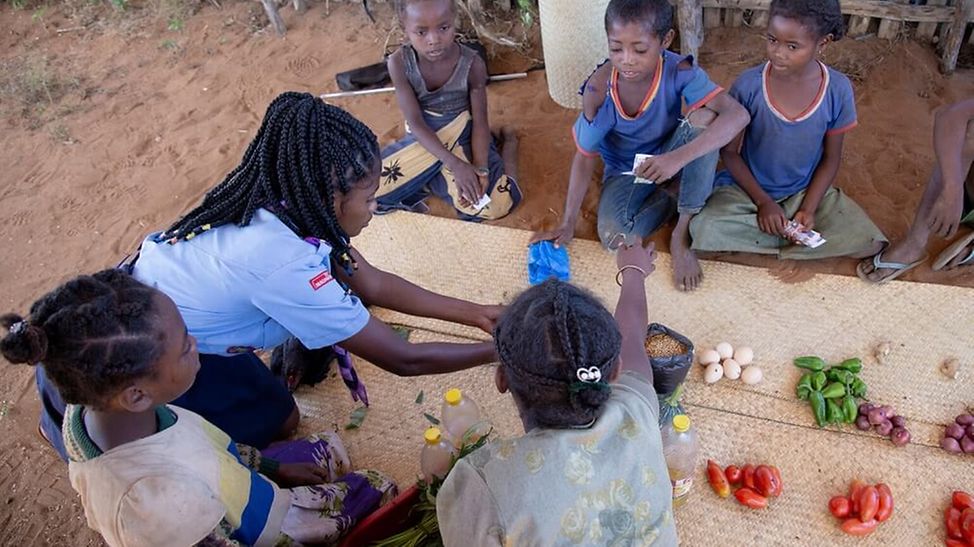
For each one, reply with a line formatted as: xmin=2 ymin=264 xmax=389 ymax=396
xmin=942 ymin=437 xmax=962 ymax=453
xmin=946 ymin=423 xmax=966 ymax=440
xmin=890 ymin=427 xmax=910 ymax=446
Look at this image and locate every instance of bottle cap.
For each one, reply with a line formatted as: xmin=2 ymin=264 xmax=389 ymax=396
xmin=444 ymin=388 xmax=463 ymax=405
xmin=424 ymin=427 xmax=442 ymax=444
xmin=672 ymin=414 xmax=691 ymax=433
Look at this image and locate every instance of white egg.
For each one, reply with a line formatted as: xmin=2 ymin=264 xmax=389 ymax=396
xmin=715 ymin=342 xmax=734 ymax=360
xmin=722 ymin=358 xmax=742 ymax=380
xmin=734 ymin=346 xmax=754 ymax=366
xmin=741 ymin=366 xmax=763 ymax=385
xmin=698 ymin=349 xmax=721 ymax=366
xmin=704 ymin=363 xmax=724 ymax=384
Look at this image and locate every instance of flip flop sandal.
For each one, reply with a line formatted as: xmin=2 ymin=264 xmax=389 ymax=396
xmin=932 ymin=231 xmax=974 ymax=271
xmin=857 ymin=249 xmax=927 ymax=285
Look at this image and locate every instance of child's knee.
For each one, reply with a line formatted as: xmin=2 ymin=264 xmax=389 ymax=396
xmin=687 ymin=107 xmax=717 ymax=129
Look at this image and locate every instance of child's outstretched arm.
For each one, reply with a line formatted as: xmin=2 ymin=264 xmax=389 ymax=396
xmin=530 ymin=64 xmax=611 ymax=247
xmin=468 ymin=56 xmax=491 ymax=191
xmin=790 ymin=132 xmax=843 ymax=230
xmin=388 ymin=50 xmax=483 ymax=206
xmin=613 ymin=239 xmax=656 ymax=383
xmin=637 ymin=90 xmax=749 ymax=184
xmin=721 ymin=131 xmax=788 ymax=236
xmin=339 ymin=247 xmax=501 ymax=333
xmin=928 ymin=98 xmax=974 ymax=238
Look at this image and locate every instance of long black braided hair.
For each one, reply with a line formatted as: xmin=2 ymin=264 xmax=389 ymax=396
xmin=1 ymin=270 xmax=163 ymax=410
xmin=161 ymin=92 xmax=380 ymax=274
xmin=494 ymin=279 xmax=622 ymax=428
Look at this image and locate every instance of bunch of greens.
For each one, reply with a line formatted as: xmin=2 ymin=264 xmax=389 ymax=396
xmin=793 ymin=356 xmax=867 ymax=427
xmin=372 ymin=431 xmax=492 ymax=547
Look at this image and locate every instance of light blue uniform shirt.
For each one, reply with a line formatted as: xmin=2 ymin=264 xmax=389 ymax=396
xmin=573 ymin=51 xmax=723 ymax=179
xmin=714 ymin=61 xmax=858 ymax=200
xmin=132 ymin=208 xmax=370 ymax=356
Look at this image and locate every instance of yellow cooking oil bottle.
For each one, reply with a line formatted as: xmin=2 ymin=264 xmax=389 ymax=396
xmin=661 ymin=414 xmax=699 ymax=507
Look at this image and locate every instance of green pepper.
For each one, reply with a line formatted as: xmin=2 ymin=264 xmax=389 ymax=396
xmin=794 ymin=356 xmax=826 ymax=371
xmin=851 ymin=378 xmax=867 ymax=398
xmin=826 ymin=398 xmax=844 ymax=424
xmin=795 ymin=373 xmax=813 ymax=401
xmin=811 ymin=371 xmax=827 ymax=391
xmin=842 ymin=394 xmax=858 ymax=424
xmin=834 ymin=358 xmax=863 ymax=373
xmin=821 ymin=382 xmax=846 ymax=399
xmin=810 ymin=391 xmax=827 ymax=427
xmin=827 ymin=368 xmax=855 ymax=386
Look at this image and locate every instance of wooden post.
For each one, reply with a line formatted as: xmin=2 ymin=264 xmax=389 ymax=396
xmin=292 ymin=0 xmax=307 ymax=13
xmin=704 ymin=7 xmax=722 ymax=28
xmin=941 ymin=0 xmax=974 ymax=73
xmin=679 ymin=0 xmax=704 ymax=62
xmin=917 ymin=0 xmax=947 ymax=40
xmin=727 ymin=9 xmax=744 ymax=26
xmin=847 ymin=15 xmax=872 ymax=36
xmin=259 ymin=0 xmax=286 ymax=35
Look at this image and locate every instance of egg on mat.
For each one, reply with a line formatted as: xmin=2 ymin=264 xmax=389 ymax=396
xmin=733 ymin=346 xmax=754 ymax=366
xmin=715 ymin=342 xmax=734 ymax=360
xmin=698 ymin=349 xmax=721 ymax=366
xmin=704 ymin=363 xmax=724 ymax=384
xmin=741 ymin=366 xmax=763 ymax=385
xmin=723 ymin=358 xmax=742 ymax=380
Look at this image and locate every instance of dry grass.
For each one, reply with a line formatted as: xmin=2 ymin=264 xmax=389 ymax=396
xmin=0 ymin=55 xmax=81 ymax=128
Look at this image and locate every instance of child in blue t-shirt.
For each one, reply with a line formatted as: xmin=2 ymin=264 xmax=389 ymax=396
xmin=690 ymin=0 xmax=886 ymax=260
xmin=532 ymin=0 xmax=749 ymax=292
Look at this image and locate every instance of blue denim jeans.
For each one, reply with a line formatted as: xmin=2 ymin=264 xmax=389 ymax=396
xmin=597 ymin=119 xmax=718 ymax=249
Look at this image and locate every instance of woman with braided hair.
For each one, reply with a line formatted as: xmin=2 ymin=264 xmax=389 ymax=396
xmin=2 ymin=270 xmax=398 ymax=546
xmin=32 ymin=92 xmax=501 ymax=459
xmin=434 ymin=238 xmax=678 ymax=545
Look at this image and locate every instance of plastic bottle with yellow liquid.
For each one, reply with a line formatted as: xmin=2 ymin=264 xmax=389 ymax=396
xmin=420 ymin=427 xmax=455 ymax=481
xmin=441 ymin=388 xmax=490 ymax=446
xmin=661 ymin=414 xmax=699 ymax=507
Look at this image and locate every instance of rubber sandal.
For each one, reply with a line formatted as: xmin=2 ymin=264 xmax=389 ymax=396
xmin=856 ymin=249 xmax=927 ymax=285
xmin=932 ymin=231 xmax=974 ymax=271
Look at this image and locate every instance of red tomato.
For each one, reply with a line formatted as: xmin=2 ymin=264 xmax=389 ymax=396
xmin=734 ymin=487 xmax=769 ymax=509
xmin=769 ymin=466 xmax=783 ymax=497
xmin=859 ymin=486 xmax=879 ymax=522
xmin=706 ymin=459 xmax=730 ymax=498
xmin=742 ymin=464 xmax=756 ymax=490
xmin=945 ymin=507 xmax=963 ymax=540
xmin=849 ymin=479 xmax=866 ymax=515
xmin=954 ymin=491 xmax=974 ymax=511
xmin=829 ymin=496 xmax=851 ymax=519
xmin=875 ymin=484 xmax=893 ymax=522
xmin=725 ymin=465 xmax=742 ymax=485
xmin=754 ymin=466 xmax=775 ymax=498
xmin=960 ymin=508 xmax=974 ymax=543
xmin=840 ymin=518 xmax=878 ymax=536
xmin=944 ymin=539 xmax=967 ymax=547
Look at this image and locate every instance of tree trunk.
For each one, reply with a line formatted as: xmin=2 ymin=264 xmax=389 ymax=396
xmin=678 ymin=0 xmax=704 ymax=62
xmin=259 ymin=0 xmax=286 ymax=36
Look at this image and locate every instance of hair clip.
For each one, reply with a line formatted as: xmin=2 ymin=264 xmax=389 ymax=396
xmin=9 ymin=321 xmax=26 ymax=335
xmin=576 ymin=366 xmax=602 ymax=383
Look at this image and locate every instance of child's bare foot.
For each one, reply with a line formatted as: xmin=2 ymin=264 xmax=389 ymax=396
xmin=671 ymin=216 xmax=703 ymax=291
xmin=857 ymin=237 xmax=927 ymax=283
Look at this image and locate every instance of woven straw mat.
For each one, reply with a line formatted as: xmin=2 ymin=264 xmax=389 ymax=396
xmin=293 ymin=212 xmax=974 ymax=546
xmin=538 ymin=0 xmax=611 ymax=109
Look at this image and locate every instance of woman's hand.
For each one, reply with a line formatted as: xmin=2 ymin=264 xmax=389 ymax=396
xmin=273 ymin=462 xmax=330 ymax=488
xmin=615 ymin=238 xmax=657 ymax=278
xmin=471 ymin=304 xmax=504 ymax=334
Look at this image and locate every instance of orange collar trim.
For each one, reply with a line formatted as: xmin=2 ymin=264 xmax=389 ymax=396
xmin=762 ymin=61 xmax=829 ymax=123
xmin=610 ymin=56 xmax=664 ymax=121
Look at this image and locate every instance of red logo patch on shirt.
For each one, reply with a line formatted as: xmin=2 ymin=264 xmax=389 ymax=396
xmin=309 ymin=271 xmax=333 ymax=291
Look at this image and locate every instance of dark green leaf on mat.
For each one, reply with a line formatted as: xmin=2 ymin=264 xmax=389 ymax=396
xmin=344 ymin=406 xmax=368 ymax=430
xmin=391 ymin=325 xmax=412 ymax=341
xmin=415 ymin=390 xmax=425 ymax=404
xmin=424 ymin=412 xmax=440 ymax=425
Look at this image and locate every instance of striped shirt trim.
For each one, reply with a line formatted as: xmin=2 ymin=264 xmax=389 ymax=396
xmin=762 ymin=60 xmax=829 ymax=123
xmin=609 ymin=56 xmax=664 ymax=121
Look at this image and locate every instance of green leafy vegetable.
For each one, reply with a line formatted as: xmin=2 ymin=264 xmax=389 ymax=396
xmin=344 ymin=406 xmax=368 ymax=430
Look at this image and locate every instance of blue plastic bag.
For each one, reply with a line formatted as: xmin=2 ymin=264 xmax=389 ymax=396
xmin=527 ymin=241 xmax=571 ymax=285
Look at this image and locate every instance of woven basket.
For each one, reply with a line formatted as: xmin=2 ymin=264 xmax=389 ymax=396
xmin=538 ymin=0 xmax=612 ymax=109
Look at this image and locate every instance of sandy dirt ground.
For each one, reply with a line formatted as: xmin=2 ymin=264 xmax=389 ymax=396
xmin=0 ymin=0 xmax=972 ymax=544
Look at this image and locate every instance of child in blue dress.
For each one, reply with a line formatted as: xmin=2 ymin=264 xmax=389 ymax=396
xmin=532 ymin=0 xmax=750 ymax=292
xmin=379 ymin=0 xmax=522 ymax=221
xmin=690 ymin=0 xmax=886 ymax=260
xmin=2 ymin=271 xmax=395 ymax=546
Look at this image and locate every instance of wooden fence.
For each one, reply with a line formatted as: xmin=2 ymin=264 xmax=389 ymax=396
xmin=680 ymin=0 xmax=974 ymax=73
